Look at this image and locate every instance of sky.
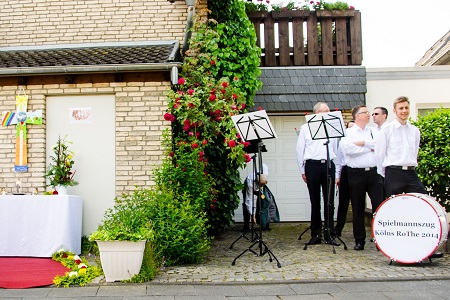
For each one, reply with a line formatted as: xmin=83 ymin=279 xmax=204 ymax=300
xmin=269 ymin=0 xmax=450 ymax=68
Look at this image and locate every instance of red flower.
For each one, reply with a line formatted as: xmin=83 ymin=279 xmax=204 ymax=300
xmin=173 ymin=103 xmax=179 ymax=109
xmin=202 ymin=140 xmax=208 ymax=145
xmin=221 ymin=89 xmax=226 ymax=94
xmin=169 ymin=151 xmax=175 ymax=157
xmin=258 ymin=106 xmax=263 ymax=110
xmin=210 ymin=205 xmax=216 ymax=210
xmin=228 ymin=140 xmax=237 ymax=148
xmin=188 ymin=89 xmax=194 ymax=95
xmin=188 ymin=131 xmax=193 ymax=136
xmin=195 ymin=132 xmax=201 ymax=138
xmin=191 ymin=143 xmax=199 ymax=149
xmin=188 ymin=102 xmax=195 ymax=108
xmin=184 ymin=125 xmax=190 ymax=131
xmin=244 ymin=154 xmax=252 ymax=163
xmin=178 ymin=77 xmax=185 ymax=85
xmin=222 ymin=82 xmax=228 ymax=88
xmin=164 ymin=113 xmax=176 ymax=122
xmin=231 ymin=105 xmax=237 ymax=110
xmin=211 ymin=60 xmax=216 ymax=66
xmin=74 ymin=259 xmax=81 ymax=264
xmin=232 ymin=93 xmax=237 ymax=99
xmin=243 ymin=141 xmax=251 ymax=147
xmin=241 ymin=103 xmax=246 ymax=110
xmin=209 ymin=94 xmax=216 ymax=101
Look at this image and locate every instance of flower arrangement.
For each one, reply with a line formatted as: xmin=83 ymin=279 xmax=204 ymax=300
xmin=52 ymin=249 xmax=101 ymax=287
xmin=45 ymin=135 xmax=79 ymax=188
xmin=245 ymin=0 xmax=354 ymax=12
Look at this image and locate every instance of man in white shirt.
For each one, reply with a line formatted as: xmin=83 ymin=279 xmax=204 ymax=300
xmin=375 ymin=96 xmax=426 ymax=197
xmin=340 ymin=105 xmax=384 ymax=250
xmin=296 ymin=102 xmax=340 ymax=246
xmin=372 ymin=106 xmax=389 ymax=131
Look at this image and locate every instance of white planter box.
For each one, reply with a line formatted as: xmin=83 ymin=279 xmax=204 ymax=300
xmin=96 ymin=240 xmax=146 ymax=282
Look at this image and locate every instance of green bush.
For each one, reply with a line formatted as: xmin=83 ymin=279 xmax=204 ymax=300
xmin=412 ymin=108 xmax=450 ymax=211
xmin=146 ymin=189 xmax=211 ymax=266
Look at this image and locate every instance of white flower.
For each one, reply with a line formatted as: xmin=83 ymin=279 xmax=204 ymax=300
xmin=77 ymin=263 xmax=87 ymax=269
xmin=69 ymin=271 xmax=78 ymax=277
xmin=57 ymin=248 xmax=65 ymax=253
xmin=73 ymin=255 xmax=81 ymax=260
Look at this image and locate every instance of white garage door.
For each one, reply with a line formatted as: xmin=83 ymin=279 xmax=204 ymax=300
xmin=234 ymin=115 xmax=338 ymax=222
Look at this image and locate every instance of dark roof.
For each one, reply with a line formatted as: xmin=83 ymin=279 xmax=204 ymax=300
xmin=252 ymin=66 xmax=366 ymax=112
xmin=0 ymin=41 xmax=181 ymax=76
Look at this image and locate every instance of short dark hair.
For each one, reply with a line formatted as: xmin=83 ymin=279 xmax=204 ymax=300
xmin=351 ymin=105 xmax=366 ymax=120
xmin=374 ymin=106 xmax=388 ymax=117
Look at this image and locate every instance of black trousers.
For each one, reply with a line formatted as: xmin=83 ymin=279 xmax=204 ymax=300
xmin=335 ymin=166 xmax=350 ymax=236
xmin=384 ymin=167 xmax=426 ymax=197
xmin=305 ymin=160 xmax=335 ymax=238
xmin=347 ymin=167 xmax=384 ymax=244
xmin=242 ymin=203 xmax=251 ymax=231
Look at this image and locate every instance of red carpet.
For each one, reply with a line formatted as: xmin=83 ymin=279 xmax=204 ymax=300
xmin=0 ymin=257 xmax=70 ymax=289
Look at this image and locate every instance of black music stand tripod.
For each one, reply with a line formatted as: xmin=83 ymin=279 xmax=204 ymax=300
xmin=230 ymin=110 xmax=281 ymax=268
xmin=302 ymin=112 xmax=347 ymax=253
xmin=229 ymin=152 xmax=260 ymax=249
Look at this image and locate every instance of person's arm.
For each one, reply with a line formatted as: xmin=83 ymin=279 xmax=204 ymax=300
xmin=375 ymin=127 xmax=388 ymax=177
xmin=296 ymin=126 xmax=307 ymax=183
xmin=340 ymin=130 xmax=372 ymax=157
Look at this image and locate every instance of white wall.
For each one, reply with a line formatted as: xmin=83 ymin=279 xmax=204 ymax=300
xmin=366 ymin=66 xmax=450 ymax=123
xmin=46 ymin=95 xmax=116 ymax=235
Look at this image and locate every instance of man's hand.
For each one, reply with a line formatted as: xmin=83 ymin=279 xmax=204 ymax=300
xmin=302 ymin=174 xmax=307 ymax=183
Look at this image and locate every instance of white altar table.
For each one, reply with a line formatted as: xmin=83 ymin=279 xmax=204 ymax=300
xmin=0 ymin=195 xmax=82 ymax=257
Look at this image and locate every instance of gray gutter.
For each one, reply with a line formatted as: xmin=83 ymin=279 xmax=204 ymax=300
xmin=182 ymin=0 xmax=196 ymax=56
xmin=0 ymin=63 xmax=183 ymax=77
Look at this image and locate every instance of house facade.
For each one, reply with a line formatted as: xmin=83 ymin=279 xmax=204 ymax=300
xmin=0 ymin=0 xmax=197 ymax=234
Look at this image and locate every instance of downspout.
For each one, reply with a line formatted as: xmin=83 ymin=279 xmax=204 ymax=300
xmin=182 ymin=0 xmax=196 ymax=57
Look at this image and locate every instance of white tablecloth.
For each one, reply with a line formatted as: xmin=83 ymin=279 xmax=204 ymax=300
xmin=0 ymin=195 xmax=82 ymax=257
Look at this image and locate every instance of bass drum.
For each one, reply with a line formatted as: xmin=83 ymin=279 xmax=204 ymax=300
xmin=372 ymin=193 xmax=448 ymax=264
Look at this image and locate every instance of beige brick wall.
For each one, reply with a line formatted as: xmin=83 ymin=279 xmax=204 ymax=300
xmin=0 ymin=74 xmax=171 ymax=195
xmin=0 ymin=0 xmax=193 ymax=47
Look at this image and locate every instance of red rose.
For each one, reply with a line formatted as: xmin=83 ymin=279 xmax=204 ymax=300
xmin=228 ymin=140 xmax=237 ymax=148
xmin=188 ymin=89 xmax=194 ymax=95
xmin=192 ymin=143 xmax=199 ymax=149
xmin=169 ymin=151 xmax=175 ymax=157
xmin=244 ymin=154 xmax=252 ymax=163
xmin=222 ymin=82 xmax=228 ymax=88
xmin=209 ymin=94 xmax=216 ymax=101
xmin=211 ymin=60 xmax=216 ymax=66
xmin=178 ymin=77 xmax=185 ymax=85
xmin=202 ymin=140 xmax=208 ymax=145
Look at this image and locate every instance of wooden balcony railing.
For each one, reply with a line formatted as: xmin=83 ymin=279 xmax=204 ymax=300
xmin=247 ymin=10 xmax=362 ymax=67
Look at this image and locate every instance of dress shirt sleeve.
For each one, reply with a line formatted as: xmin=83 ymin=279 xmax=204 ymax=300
xmin=375 ymin=126 xmax=388 ymax=177
xmin=296 ymin=126 xmax=306 ymax=174
xmin=331 ymin=139 xmax=341 ymax=179
xmin=245 ymin=176 xmax=254 ymax=214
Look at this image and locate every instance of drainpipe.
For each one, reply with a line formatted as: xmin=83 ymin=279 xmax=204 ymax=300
xmin=182 ymin=0 xmax=196 ymax=57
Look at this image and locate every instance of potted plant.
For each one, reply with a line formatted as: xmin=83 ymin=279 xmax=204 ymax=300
xmin=89 ymin=188 xmax=154 ymax=282
xmin=45 ymin=135 xmax=79 ymax=194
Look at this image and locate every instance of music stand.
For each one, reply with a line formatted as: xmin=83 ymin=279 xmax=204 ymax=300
xmin=303 ymin=111 xmax=347 ymax=253
xmin=229 ymin=152 xmax=261 ymax=249
xmin=230 ymin=110 xmax=281 ymax=268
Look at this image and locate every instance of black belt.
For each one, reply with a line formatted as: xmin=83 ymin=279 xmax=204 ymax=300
xmin=348 ymin=166 xmax=376 ymax=171
xmin=306 ymin=159 xmax=326 ymax=164
xmin=387 ymin=165 xmax=416 ymax=170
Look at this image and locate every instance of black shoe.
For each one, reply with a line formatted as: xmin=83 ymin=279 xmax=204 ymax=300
xmin=306 ymin=236 xmax=322 ymax=245
xmin=354 ymin=242 xmax=364 ymax=251
xmin=325 ymin=239 xmax=340 ymax=246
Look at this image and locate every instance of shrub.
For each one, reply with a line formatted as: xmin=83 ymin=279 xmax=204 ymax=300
xmin=146 ymin=188 xmax=211 ymax=266
xmin=412 ymin=108 xmax=450 ymax=212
